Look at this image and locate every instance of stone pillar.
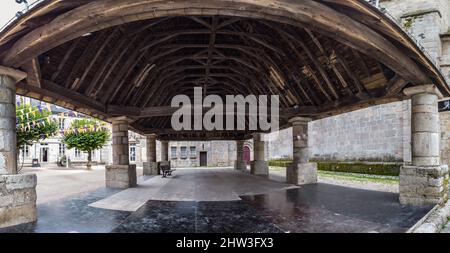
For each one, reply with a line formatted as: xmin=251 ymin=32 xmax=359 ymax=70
xmin=143 ymin=134 xmax=157 ymax=175
xmin=160 ymin=140 xmax=169 ymax=161
xmin=234 ymin=140 xmax=246 ymax=170
xmin=0 ymin=74 xmax=17 ymax=175
xmin=105 ymin=117 xmax=136 ymax=188
xmin=0 ymin=66 xmax=37 ymax=228
xmin=400 ymin=85 xmax=449 ymax=205
xmin=250 ymin=133 xmax=268 ymax=176
xmin=159 ymin=140 xmax=170 ymax=171
xmin=286 ymin=117 xmax=317 ymax=185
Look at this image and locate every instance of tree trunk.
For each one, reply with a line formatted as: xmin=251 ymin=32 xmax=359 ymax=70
xmin=87 ymin=151 xmax=92 ymax=170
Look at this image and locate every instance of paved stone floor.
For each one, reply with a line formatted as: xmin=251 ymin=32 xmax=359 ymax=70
xmin=21 ymin=165 xmax=143 ymax=204
xmin=89 ymin=168 xmax=297 ymax=211
xmin=0 ymin=168 xmax=432 ymax=233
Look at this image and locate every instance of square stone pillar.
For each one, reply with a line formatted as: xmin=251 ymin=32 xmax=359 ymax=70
xmin=158 ymin=140 xmax=170 ymax=172
xmin=286 ymin=117 xmax=317 ymax=185
xmin=250 ymin=133 xmax=268 ymax=176
xmin=143 ymin=134 xmax=158 ymax=175
xmin=105 ymin=117 xmax=136 ymax=189
xmin=0 ymin=67 xmax=37 ymax=228
xmin=234 ymin=140 xmax=246 ymax=170
xmin=400 ymin=85 xmax=449 ymax=205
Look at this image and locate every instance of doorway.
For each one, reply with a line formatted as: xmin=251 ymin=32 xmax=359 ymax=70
xmin=243 ymin=146 xmax=251 ymax=165
xmin=41 ymin=147 xmax=49 ymax=162
xmin=199 ymin=152 xmax=207 ymax=166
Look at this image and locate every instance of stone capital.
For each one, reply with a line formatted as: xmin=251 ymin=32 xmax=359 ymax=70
xmin=0 ymin=65 xmax=27 ymax=83
xmin=251 ymin=133 xmax=265 ymax=141
xmin=289 ymin=116 xmax=312 ymax=125
xmin=145 ymin=133 xmax=157 ymax=139
xmin=107 ymin=116 xmax=134 ymax=124
xmin=403 ymin=84 xmax=443 ymax=99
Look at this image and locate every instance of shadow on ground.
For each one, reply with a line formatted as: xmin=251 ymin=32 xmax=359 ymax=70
xmin=0 ymin=184 xmax=431 ymax=233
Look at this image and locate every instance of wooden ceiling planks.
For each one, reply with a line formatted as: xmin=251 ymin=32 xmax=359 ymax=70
xmin=2 ymin=0 xmax=448 ymax=140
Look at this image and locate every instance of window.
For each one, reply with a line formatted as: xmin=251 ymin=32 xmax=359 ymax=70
xmin=170 ymin=147 xmax=177 ymax=159
xmin=75 ymin=148 xmax=81 ymax=158
xmin=58 ymin=118 xmax=65 ymax=130
xmin=59 ymin=143 xmax=66 ymax=156
xmin=21 ymin=145 xmax=30 ymax=158
xmin=129 ymin=144 xmax=136 ymax=162
xmin=180 ymin=146 xmax=187 ymax=159
xmin=190 ymin=146 xmax=196 ymax=158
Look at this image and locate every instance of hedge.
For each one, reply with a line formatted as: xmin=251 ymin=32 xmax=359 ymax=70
xmin=268 ymin=159 xmax=400 ymax=176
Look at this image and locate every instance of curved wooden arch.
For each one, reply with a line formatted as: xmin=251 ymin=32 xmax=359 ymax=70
xmin=1 ymin=0 xmax=431 ymax=85
xmin=3 ymin=0 xmax=449 ymax=139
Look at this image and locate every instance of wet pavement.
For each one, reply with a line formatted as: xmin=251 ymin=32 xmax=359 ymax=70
xmin=0 ymin=183 xmax=432 ymax=233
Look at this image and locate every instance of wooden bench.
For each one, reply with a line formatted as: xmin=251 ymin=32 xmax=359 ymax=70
xmin=160 ymin=165 xmax=175 ymax=178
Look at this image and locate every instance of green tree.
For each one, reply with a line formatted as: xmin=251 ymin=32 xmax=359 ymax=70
xmin=63 ymin=119 xmax=110 ymax=170
xmin=16 ymin=103 xmax=58 ymax=150
xmin=16 ymin=103 xmax=58 ymax=171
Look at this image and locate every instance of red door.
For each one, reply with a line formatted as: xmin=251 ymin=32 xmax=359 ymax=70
xmin=243 ymin=146 xmax=251 ymax=165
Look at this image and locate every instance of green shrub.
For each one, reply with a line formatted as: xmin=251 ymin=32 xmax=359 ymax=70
xmin=268 ymin=158 xmax=293 ymax=167
xmin=268 ymin=159 xmax=400 ymax=176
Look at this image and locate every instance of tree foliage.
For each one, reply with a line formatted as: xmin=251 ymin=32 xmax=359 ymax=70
xmin=16 ymin=104 xmax=58 ymax=149
xmin=62 ymin=119 xmax=110 ymax=169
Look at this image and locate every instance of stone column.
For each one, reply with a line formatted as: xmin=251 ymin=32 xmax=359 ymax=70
xmin=234 ymin=140 xmax=246 ymax=170
xmin=143 ymin=134 xmax=157 ymax=175
xmin=250 ymin=133 xmax=268 ymax=176
xmin=400 ymin=85 xmax=449 ymax=205
xmin=160 ymin=140 xmax=169 ymax=161
xmin=0 ymin=66 xmax=37 ymax=228
xmin=159 ymin=140 xmax=170 ymax=171
xmin=286 ymin=117 xmax=317 ymax=185
xmin=105 ymin=117 xmax=136 ymax=188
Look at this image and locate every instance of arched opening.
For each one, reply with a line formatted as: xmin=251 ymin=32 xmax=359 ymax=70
xmin=243 ymin=146 xmax=251 ymax=165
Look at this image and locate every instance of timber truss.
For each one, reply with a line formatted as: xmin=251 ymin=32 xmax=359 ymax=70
xmin=1 ymin=0 xmax=448 ymax=140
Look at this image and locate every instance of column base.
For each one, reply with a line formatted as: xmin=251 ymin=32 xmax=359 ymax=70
xmin=105 ymin=165 xmax=137 ymax=189
xmin=143 ymin=162 xmax=158 ymax=175
xmin=286 ymin=162 xmax=318 ymax=185
xmin=0 ymin=174 xmax=37 ymax=228
xmin=250 ymin=160 xmax=268 ymax=176
xmin=234 ymin=160 xmax=247 ymax=170
xmin=399 ymin=165 xmax=449 ymax=205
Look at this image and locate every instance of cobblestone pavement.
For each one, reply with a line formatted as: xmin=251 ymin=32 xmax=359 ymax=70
xmin=0 ymin=168 xmax=431 ymax=233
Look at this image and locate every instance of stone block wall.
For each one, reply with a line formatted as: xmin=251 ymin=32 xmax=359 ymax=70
xmin=168 ymin=141 xmax=236 ymax=167
xmin=399 ymin=165 xmax=449 ymax=205
xmin=440 ymin=111 xmax=450 ymax=166
xmin=0 ymin=174 xmax=37 ymax=228
xmin=267 ymin=101 xmax=411 ymax=163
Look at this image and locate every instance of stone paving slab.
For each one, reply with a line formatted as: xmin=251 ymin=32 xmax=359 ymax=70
xmin=0 ymin=168 xmax=432 ymax=233
xmin=89 ymin=168 xmax=297 ymax=211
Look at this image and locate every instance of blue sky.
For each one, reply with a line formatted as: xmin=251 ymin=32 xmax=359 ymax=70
xmin=0 ymin=1 xmax=29 ymax=30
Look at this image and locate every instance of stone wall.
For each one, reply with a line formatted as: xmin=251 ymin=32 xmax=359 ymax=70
xmin=167 ymin=141 xmax=236 ymax=167
xmin=440 ymin=111 xmax=450 ymax=166
xmin=0 ymin=174 xmax=37 ymax=228
xmin=266 ymin=101 xmax=411 ymax=163
xmin=309 ymin=101 xmax=411 ymax=162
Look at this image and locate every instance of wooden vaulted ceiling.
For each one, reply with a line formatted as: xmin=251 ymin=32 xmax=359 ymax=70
xmin=1 ymin=0 xmax=449 ymax=140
